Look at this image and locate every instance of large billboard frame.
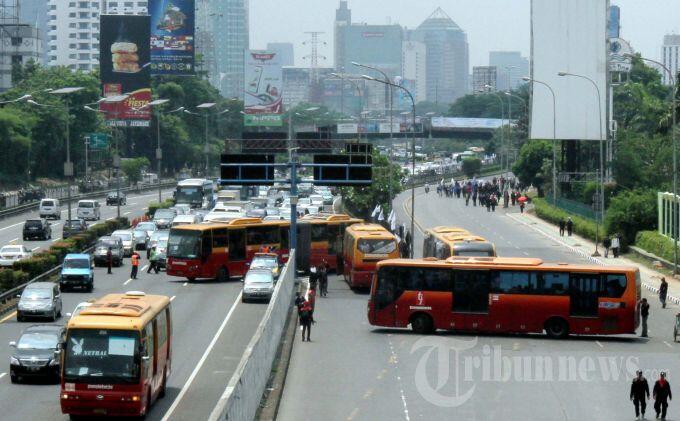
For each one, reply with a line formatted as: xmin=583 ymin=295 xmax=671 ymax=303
xmin=244 ymin=50 xmax=283 ymax=127
xmin=149 ymin=0 xmax=195 ymax=75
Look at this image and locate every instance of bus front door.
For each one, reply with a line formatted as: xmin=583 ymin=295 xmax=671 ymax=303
xmin=228 ymin=229 xmax=247 ymax=277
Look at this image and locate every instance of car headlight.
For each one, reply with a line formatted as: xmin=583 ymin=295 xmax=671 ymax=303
xmin=10 ymin=356 xmax=19 ymax=365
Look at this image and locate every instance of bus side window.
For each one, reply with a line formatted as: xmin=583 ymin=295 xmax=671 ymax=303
xmin=540 ymin=272 xmax=569 ymax=295
xmin=423 ymin=236 xmax=432 ymax=258
xmin=157 ymin=309 xmax=168 ymax=352
xmin=228 ymin=229 xmax=246 ymax=260
xmin=144 ymin=323 xmax=155 ymax=375
xmin=201 ymin=232 xmax=212 ymax=261
xmin=601 ymin=273 xmax=626 ymax=298
xmin=397 ymin=267 xmax=422 ymax=293
xmin=422 ymin=267 xmax=451 ymax=291
xmin=212 ymin=228 xmax=228 ymax=248
xmin=328 ymin=225 xmax=340 ymax=254
xmin=280 ymin=226 xmax=289 ymax=249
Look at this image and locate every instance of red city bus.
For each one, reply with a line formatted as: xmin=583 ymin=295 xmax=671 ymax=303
xmin=343 ymin=224 xmax=400 ymax=288
xmin=296 ymin=213 xmax=363 ymax=273
xmin=368 ymin=257 xmax=640 ymax=338
xmin=166 ymin=218 xmax=289 ymax=281
xmin=61 ymin=292 xmax=171 ymax=418
xmin=423 ymin=226 xmax=496 ymax=258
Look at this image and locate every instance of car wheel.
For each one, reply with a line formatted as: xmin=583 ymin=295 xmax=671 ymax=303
xmin=51 ymin=309 xmax=57 ymax=321
xmin=410 ymin=313 xmax=434 ymax=335
xmin=16 ymin=312 xmax=23 ymax=322
xmin=10 ymin=372 xmax=18 ymax=383
xmin=57 ymin=307 xmax=62 ymax=318
xmin=87 ymin=284 xmax=93 ymax=293
xmin=545 ymin=318 xmax=569 ymax=339
xmin=216 ymin=266 xmax=228 ymax=283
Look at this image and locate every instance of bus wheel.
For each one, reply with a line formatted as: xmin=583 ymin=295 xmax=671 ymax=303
xmin=410 ymin=313 xmax=434 ymax=335
xmin=187 ymin=277 xmax=195 ymax=283
xmin=158 ymin=370 xmax=167 ymax=399
xmin=216 ymin=267 xmax=229 ymax=283
xmin=545 ymin=318 xmax=569 ymax=339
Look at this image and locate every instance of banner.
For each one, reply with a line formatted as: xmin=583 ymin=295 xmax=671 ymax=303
xmin=149 ymin=0 xmax=195 ymax=75
xmin=99 ymin=15 xmax=151 ymax=127
xmin=244 ymin=50 xmax=283 ymax=127
xmin=337 ymin=123 xmax=359 ymax=134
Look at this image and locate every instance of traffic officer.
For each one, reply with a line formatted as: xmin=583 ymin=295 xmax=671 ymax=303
xmin=130 ymin=251 xmax=140 ymax=279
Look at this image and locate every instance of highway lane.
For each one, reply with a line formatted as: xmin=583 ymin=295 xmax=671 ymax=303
xmin=279 ymin=189 xmax=679 ymax=421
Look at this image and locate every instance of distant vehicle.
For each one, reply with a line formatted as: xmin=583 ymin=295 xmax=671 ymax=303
xmin=59 ymin=254 xmax=94 ymax=292
xmin=175 ymin=178 xmax=215 ymax=209
xmin=153 ymin=208 xmax=177 ymax=229
xmin=23 ymin=219 xmax=52 ymax=240
xmin=17 ymin=282 xmax=62 ymax=322
xmin=263 ymin=215 xmax=287 ymax=221
xmin=106 ymin=191 xmax=127 ymax=206
xmin=265 ymin=206 xmax=280 ymax=216
xmin=150 ymin=230 xmax=169 ymax=249
xmin=132 ymin=228 xmax=150 ymax=250
xmin=93 ymin=236 xmax=124 ymax=267
xmin=62 ymin=219 xmax=87 ymax=239
xmin=39 ymin=198 xmax=61 ymax=219
xmin=309 ymin=194 xmax=324 ymax=207
xmin=249 ymin=253 xmax=282 ymax=279
xmin=65 ymin=301 xmax=93 ymax=319
xmin=304 ymin=205 xmax=320 ymax=216
xmin=76 ymin=200 xmax=100 ymax=221
xmin=172 ymin=204 xmax=191 ymax=215
xmin=343 ymin=224 xmax=399 ymax=289
xmin=242 ymin=269 xmax=276 ymax=303
xmin=9 ymin=324 xmax=65 ymax=383
xmin=153 ymin=237 xmax=169 ymax=269
xmin=142 ymin=172 xmax=158 ymax=184
xmin=135 ymin=221 xmax=158 ymax=238
xmin=423 ymin=228 xmax=497 ymax=258
xmin=0 ymin=245 xmax=32 ymax=267
xmin=111 ymin=229 xmax=134 ymax=256
xmin=170 ymin=214 xmax=199 ymax=227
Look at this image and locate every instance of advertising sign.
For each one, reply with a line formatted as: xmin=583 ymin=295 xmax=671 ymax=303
xmin=379 ymin=123 xmax=401 ymax=134
xmin=149 ymin=0 xmax=195 ymax=75
xmin=244 ymin=50 xmax=283 ymax=127
xmin=609 ymin=38 xmax=634 ymax=73
xmin=99 ymin=15 xmax=151 ymax=127
xmin=337 ymin=123 xmax=359 ymax=134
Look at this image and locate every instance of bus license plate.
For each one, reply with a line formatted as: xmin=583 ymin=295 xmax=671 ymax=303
xmin=94 ymin=408 xmax=107 ymax=414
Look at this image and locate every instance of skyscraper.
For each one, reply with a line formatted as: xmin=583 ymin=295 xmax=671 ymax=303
xmin=267 ymin=43 xmax=294 ymax=67
xmin=18 ymin=0 xmax=48 ymax=64
xmin=489 ymin=51 xmax=529 ymax=91
xmin=662 ymin=35 xmax=680 ymax=86
xmin=210 ymin=0 xmax=249 ymax=99
xmin=334 ymin=1 xmax=351 ymax=71
xmin=0 ymin=0 xmax=43 ymax=91
xmin=413 ymin=8 xmax=469 ymax=103
xmin=402 ymin=40 xmax=427 ymax=104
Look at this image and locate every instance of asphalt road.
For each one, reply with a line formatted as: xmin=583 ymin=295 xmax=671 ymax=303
xmin=278 ymin=187 xmax=680 ymax=421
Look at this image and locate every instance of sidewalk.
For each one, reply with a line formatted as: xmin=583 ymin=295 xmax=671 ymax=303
xmin=506 ymin=208 xmax=680 ymax=305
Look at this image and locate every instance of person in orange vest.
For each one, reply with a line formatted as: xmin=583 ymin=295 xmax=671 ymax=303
xmin=130 ymin=251 xmax=140 ymax=279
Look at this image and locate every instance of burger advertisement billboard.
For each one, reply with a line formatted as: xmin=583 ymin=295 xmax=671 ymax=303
xmin=149 ymin=0 xmax=195 ymax=75
xmin=99 ymin=15 xmax=151 ymax=127
xmin=244 ymin=50 xmax=283 ymax=127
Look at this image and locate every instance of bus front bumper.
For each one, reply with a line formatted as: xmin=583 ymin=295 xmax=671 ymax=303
xmin=61 ymin=392 xmax=144 ymax=417
xmin=351 ymin=270 xmax=374 ymax=288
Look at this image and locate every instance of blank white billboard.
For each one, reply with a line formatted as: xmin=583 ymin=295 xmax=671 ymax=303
xmin=530 ymin=0 xmax=608 ymax=140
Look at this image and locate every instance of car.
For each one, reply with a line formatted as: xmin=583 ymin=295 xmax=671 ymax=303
xmin=248 ymin=253 xmax=282 ymax=279
xmin=38 ymin=198 xmax=61 ymax=220
xmin=149 ymin=230 xmax=169 ymax=249
xmin=171 ymin=214 xmax=199 ymax=227
xmin=309 ymin=194 xmax=324 ymax=207
xmin=16 ymin=282 xmax=62 ymax=322
xmin=135 ymin=221 xmax=158 ymax=238
xmin=62 ymin=219 xmax=87 ymax=239
xmin=132 ymin=228 xmax=150 ymax=250
xmin=172 ymin=204 xmax=191 ymax=215
xmin=0 ymin=245 xmax=33 ymax=267
xmin=265 ymin=206 xmax=280 ymax=216
xmin=9 ymin=324 xmax=65 ymax=383
xmin=76 ymin=200 xmax=101 ymax=221
xmin=152 ymin=237 xmax=169 ymax=269
xmin=66 ymin=301 xmax=93 ymax=319
xmin=106 ymin=191 xmax=127 ymax=206
xmin=241 ymin=269 xmax=276 ymax=303
xmin=93 ymin=236 xmax=124 ymax=267
xmin=320 ymin=191 xmax=334 ymax=206
xmin=111 ymin=230 xmax=134 ymax=256
xmin=23 ymin=219 xmax=52 ymax=241
xmin=59 ymin=254 xmax=94 ymax=292
xmin=153 ymin=208 xmax=177 ymax=229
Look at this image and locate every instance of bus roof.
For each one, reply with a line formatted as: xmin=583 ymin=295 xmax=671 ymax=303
xmin=178 ymin=178 xmax=212 ymax=187
xmin=346 ymin=223 xmax=397 ymax=239
xmin=442 ymin=234 xmax=488 ymax=243
xmin=170 ymin=217 xmax=285 ymax=231
xmin=428 ymin=226 xmax=470 ymax=235
xmin=299 ymin=213 xmax=363 ymax=223
xmin=68 ymin=292 xmax=170 ymax=331
xmin=376 ymin=257 xmax=637 ymax=273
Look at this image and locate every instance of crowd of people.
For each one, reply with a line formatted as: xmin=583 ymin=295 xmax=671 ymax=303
xmin=425 ymin=176 xmax=529 ymax=213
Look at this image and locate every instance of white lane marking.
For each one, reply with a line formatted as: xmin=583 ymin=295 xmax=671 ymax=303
xmin=129 ymin=202 xmax=138 ymax=206
xmin=664 ymin=341 xmax=674 ymax=349
xmin=161 ymin=291 xmax=243 ymax=421
xmin=170 ymin=295 xmax=176 ymax=302
xmin=183 ymin=282 xmax=188 ymax=287
xmin=141 ymin=265 xmax=148 ymax=272
xmin=0 ymin=372 xmax=5 ymax=379
xmin=52 ymin=237 xmax=61 ymax=242
xmin=9 ymin=238 xmax=18 ymax=243
xmin=31 ymin=247 xmax=40 ymax=252
xmin=386 ymin=334 xmax=411 ymax=421
xmin=123 ymin=278 xmax=132 ymax=285
xmin=595 ymin=341 xmax=604 ymax=348
xmin=0 ymin=222 xmax=24 ymax=232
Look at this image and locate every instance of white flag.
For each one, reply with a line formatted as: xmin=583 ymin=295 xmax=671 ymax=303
xmin=388 ymin=209 xmax=395 ymax=224
xmin=219 ymin=72 xmax=227 ymax=81
xmin=378 ymin=210 xmax=385 ymax=221
xmin=390 ymin=215 xmax=397 ymax=231
xmin=371 ymin=204 xmax=381 ymax=219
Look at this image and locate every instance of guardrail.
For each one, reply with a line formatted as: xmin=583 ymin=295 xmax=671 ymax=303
xmin=208 ymin=250 xmax=296 ymax=421
xmin=0 ymin=180 xmax=176 ymax=220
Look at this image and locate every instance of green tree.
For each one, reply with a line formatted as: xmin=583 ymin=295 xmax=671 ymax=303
xmin=0 ymin=108 xmax=36 ymax=186
xmin=121 ymin=157 xmax=150 ymax=185
xmin=512 ymin=140 xmax=552 ymax=196
xmin=461 ymin=158 xmax=482 ymax=178
xmin=339 ymin=152 xmax=403 ymax=218
xmin=604 ymin=189 xmax=658 ymax=246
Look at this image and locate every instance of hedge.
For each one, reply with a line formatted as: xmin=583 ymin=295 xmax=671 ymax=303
xmin=0 ymin=270 xmax=29 ymax=292
xmin=635 ymin=231 xmax=678 ymax=263
xmin=146 ymin=199 xmax=174 ymax=217
xmin=532 ymin=197 xmax=600 ymax=243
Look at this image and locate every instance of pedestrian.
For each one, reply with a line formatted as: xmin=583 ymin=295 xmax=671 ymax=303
xmin=653 ymin=372 xmax=672 ymax=419
xmin=294 ymin=291 xmax=305 ymax=322
xmin=639 ymin=298 xmax=650 ymax=337
xmin=503 ymin=190 xmax=509 ymax=208
xmin=630 ymin=370 xmax=650 ymax=420
xmin=566 ymin=217 xmax=574 ymax=236
xmin=147 ymin=247 xmax=160 ymax=274
xmin=603 ymin=236 xmax=611 ymax=258
xmin=472 ymin=191 xmax=477 ymax=206
xmin=559 ymin=218 xmax=566 ymax=237
xmin=299 ymin=300 xmax=314 ymax=342
xmin=308 ymin=284 xmax=317 ymax=315
xmin=490 ymin=195 xmax=497 ymax=212
xmin=660 ymin=277 xmax=668 ymax=309
xmin=611 ymin=234 xmax=620 ymax=258
xmin=130 ymin=251 xmax=140 ymax=280
xmin=318 ymin=263 xmax=328 ymax=297
xmin=519 ymin=200 xmax=525 ymax=214
xmin=106 ymin=246 xmax=113 ymax=275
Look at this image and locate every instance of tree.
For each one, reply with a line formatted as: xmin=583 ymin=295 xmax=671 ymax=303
xmin=605 ymin=189 xmax=658 ymax=246
xmin=461 ymin=158 xmax=482 ymax=178
xmin=512 ymin=140 xmax=553 ymax=196
xmin=121 ymin=157 xmax=150 ymax=185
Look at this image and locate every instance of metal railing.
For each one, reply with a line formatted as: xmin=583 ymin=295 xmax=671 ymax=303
xmin=545 ymin=193 xmax=597 ymax=220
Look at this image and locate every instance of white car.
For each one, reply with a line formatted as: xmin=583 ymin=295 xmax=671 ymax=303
xmin=171 ymin=214 xmax=200 ymax=227
xmin=111 ymin=230 xmax=134 ymax=256
xmin=135 ymin=221 xmax=158 ymax=238
xmin=309 ymin=195 xmax=324 ymax=207
xmin=66 ymin=301 xmax=93 ymax=319
xmin=0 ymin=245 xmax=32 ymax=267
xmin=76 ymin=200 xmax=101 ymax=221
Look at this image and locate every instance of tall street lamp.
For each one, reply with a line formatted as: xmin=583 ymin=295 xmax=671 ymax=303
xmin=330 ymin=72 xmax=364 ymax=139
xmin=134 ymin=99 xmax=173 ymax=203
xmin=523 ymin=76 xmax=558 ymax=207
xmin=558 ymin=71 xmax=605 ymax=256
xmin=363 ymin=75 xmax=416 ymax=257
xmin=485 ymin=85 xmax=506 ymax=172
xmin=185 ymin=103 xmax=229 ymax=178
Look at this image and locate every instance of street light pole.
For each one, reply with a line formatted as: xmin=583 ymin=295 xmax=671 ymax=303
xmin=485 ymin=86 xmax=505 ymax=172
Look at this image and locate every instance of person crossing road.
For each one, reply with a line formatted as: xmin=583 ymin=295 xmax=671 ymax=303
xmin=130 ymin=251 xmax=140 ymax=279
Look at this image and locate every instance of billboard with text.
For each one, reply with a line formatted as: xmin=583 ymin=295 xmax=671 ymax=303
xmin=244 ymin=50 xmax=283 ymax=127
xmin=149 ymin=0 xmax=195 ymax=75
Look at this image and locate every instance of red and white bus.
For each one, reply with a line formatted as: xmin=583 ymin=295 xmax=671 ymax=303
xmin=343 ymin=224 xmax=400 ymax=288
xmin=368 ymin=257 xmax=640 ymax=338
xmin=296 ymin=213 xmax=363 ymax=273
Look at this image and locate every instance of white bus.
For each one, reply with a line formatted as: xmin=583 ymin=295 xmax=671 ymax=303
xmin=174 ymin=178 xmax=215 ymax=209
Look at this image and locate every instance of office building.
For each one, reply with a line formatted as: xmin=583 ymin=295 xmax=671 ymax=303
xmin=412 ymin=8 xmax=469 ymax=103
xmin=208 ymin=0 xmax=249 ymax=98
xmin=662 ymin=34 xmax=680 ymax=86
xmin=321 ymin=73 xmax=366 ymax=117
xmin=472 ymin=66 xmax=497 ymax=94
xmin=0 ymin=24 xmax=42 ymax=91
xmin=489 ymin=51 xmax=529 ymax=91
xmin=18 ymin=0 xmax=49 ymax=64
xmin=334 ymin=1 xmax=351 ymax=73
xmin=402 ymin=40 xmax=427 ymax=104
xmin=608 ymin=5 xmax=620 ymax=39
xmin=267 ymin=42 xmax=294 ymax=67
xmin=283 ymin=67 xmax=311 ymax=107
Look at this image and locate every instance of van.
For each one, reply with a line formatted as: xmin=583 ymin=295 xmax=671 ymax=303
xmin=76 ymin=200 xmax=100 ymax=221
xmin=171 ymin=214 xmax=199 ymax=227
xmin=39 ymin=198 xmax=61 ymax=220
xmin=59 ymin=253 xmax=94 ymax=291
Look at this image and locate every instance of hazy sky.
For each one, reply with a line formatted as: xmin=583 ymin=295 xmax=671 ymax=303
xmin=249 ymin=0 xmax=680 ymax=71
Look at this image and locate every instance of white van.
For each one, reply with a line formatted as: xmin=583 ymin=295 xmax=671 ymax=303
xmin=76 ymin=200 xmax=101 ymax=221
xmin=39 ymin=198 xmax=61 ymax=220
xmin=171 ymin=214 xmax=199 ymax=227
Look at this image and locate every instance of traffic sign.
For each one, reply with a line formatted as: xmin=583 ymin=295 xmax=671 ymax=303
xmin=88 ymin=133 xmax=109 ymax=149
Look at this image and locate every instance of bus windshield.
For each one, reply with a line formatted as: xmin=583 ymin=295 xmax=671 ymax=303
xmin=357 ymin=239 xmax=396 ymax=255
xmin=175 ymin=187 xmax=203 ymax=204
xmin=63 ymin=329 xmax=140 ymax=384
xmin=167 ymin=230 xmax=201 ymax=259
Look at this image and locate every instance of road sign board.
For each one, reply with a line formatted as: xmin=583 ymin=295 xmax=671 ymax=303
xmin=89 ymin=133 xmax=109 ymax=149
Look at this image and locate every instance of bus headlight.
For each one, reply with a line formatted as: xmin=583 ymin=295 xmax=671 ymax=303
xmin=131 ymin=395 xmax=140 ymax=402
xmin=61 ymin=394 xmax=69 ymax=400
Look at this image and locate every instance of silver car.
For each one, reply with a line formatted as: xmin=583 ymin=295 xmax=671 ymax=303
xmin=150 ymin=230 xmax=169 ymax=249
xmin=16 ymin=282 xmax=62 ymax=322
xmin=241 ymin=269 xmax=276 ymax=303
xmin=132 ymin=228 xmax=150 ymax=250
xmin=135 ymin=221 xmax=158 ymax=238
xmin=111 ymin=230 xmax=134 ymax=256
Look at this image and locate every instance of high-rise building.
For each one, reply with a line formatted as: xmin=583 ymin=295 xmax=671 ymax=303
xmin=209 ymin=0 xmax=249 ymax=98
xmin=489 ymin=51 xmax=529 ymax=91
xmin=18 ymin=0 xmax=49 ymax=64
xmin=0 ymin=0 xmax=43 ymax=91
xmin=47 ymin=0 xmax=148 ymax=72
xmin=402 ymin=40 xmax=427 ymax=104
xmin=267 ymin=42 xmax=294 ymax=67
xmin=283 ymin=67 xmax=311 ymax=107
xmin=334 ymin=1 xmax=351 ymax=71
xmin=472 ymin=66 xmax=497 ymax=94
xmin=662 ymin=34 xmax=680 ymax=86
xmin=412 ymin=8 xmax=469 ymax=103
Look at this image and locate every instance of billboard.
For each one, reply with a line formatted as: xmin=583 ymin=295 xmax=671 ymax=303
xmin=530 ymin=0 xmax=607 ymax=141
xmin=244 ymin=50 xmax=283 ymax=127
xmin=149 ymin=0 xmax=195 ymax=75
xmin=99 ymin=15 xmax=151 ymax=127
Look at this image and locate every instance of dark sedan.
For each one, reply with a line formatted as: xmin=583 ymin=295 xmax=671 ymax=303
xmin=23 ymin=219 xmax=52 ymax=241
xmin=9 ymin=324 xmax=64 ymax=383
xmin=106 ymin=191 xmax=126 ymax=206
xmin=62 ymin=219 xmax=87 ymax=239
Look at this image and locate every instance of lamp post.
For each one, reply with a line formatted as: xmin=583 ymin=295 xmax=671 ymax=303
xmin=363 ymin=75 xmax=416 ymax=257
xmin=523 ymin=76 xmax=558 ymax=207
xmin=558 ymin=71 xmax=604 ymax=256
xmin=185 ymin=103 xmax=230 ymax=178
xmin=330 ymin=72 xmax=364 ymax=138
xmin=485 ymin=85 xmax=506 ymax=172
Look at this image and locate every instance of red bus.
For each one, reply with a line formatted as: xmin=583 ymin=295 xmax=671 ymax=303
xmin=423 ymin=226 xmax=496 ymax=258
xmin=296 ymin=213 xmax=363 ymax=273
xmin=61 ymin=292 xmax=171 ymax=418
xmin=368 ymin=257 xmax=640 ymax=338
xmin=343 ymin=224 xmax=400 ymax=288
xmin=166 ymin=218 xmax=289 ymax=281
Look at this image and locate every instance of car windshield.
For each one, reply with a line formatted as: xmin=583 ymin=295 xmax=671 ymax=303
xmin=66 ymin=221 xmax=83 ymax=228
xmin=155 ymin=209 xmax=175 ymax=219
xmin=64 ymin=258 xmax=90 ymax=269
xmin=96 ymin=239 xmax=117 ymax=248
xmin=113 ymin=232 xmax=132 ymax=241
xmin=63 ymin=329 xmax=140 ymax=384
xmin=157 ymin=239 xmax=169 ymax=249
xmin=1 ymin=246 xmax=22 ymax=253
xmin=79 ymin=202 xmax=94 ymax=208
xmin=137 ymin=223 xmax=155 ymax=231
xmin=17 ymin=332 xmax=59 ymax=350
xmin=246 ymin=272 xmax=273 ymax=284
xmin=41 ymin=200 xmax=55 ymax=206
xmin=167 ymin=229 xmax=201 ymax=259
xmin=22 ymin=288 xmax=52 ymax=299
xmin=357 ymin=239 xmax=397 ymax=255
xmin=25 ymin=220 xmax=42 ymax=227
xmin=251 ymin=258 xmax=277 ymax=269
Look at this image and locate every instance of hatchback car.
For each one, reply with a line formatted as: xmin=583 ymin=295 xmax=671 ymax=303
xmin=93 ymin=236 xmax=124 ymax=267
xmin=106 ymin=191 xmax=127 ymax=206
xmin=59 ymin=254 xmax=94 ymax=292
xmin=62 ymin=219 xmax=87 ymax=239
xmin=135 ymin=221 xmax=157 ymax=238
xmin=9 ymin=324 xmax=65 ymax=383
xmin=0 ymin=245 xmax=33 ymax=267
xmin=153 ymin=208 xmax=177 ymax=229
xmin=242 ymin=269 xmax=276 ymax=303
xmin=111 ymin=229 xmax=134 ymax=256
xmin=17 ymin=282 xmax=62 ymax=322
xmin=23 ymin=219 xmax=51 ymax=241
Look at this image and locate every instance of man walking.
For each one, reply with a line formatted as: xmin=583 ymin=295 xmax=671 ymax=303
xmin=106 ymin=247 xmax=113 ymax=275
xmin=566 ymin=217 xmax=574 ymax=236
xmin=659 ymin=277 xmax=669 ymax=309
xmin=653 ymin=372 xmax=672 ymax=419
xmin=559 ymin=218 xmax=566 ymax=237
xmin=639 ymin=298 xmax=650 ymax=337
xmin=631 ymin=370 xmax=650 ymax=420
xmin=299 ymin=300 xmax=314 ymax=342
xmin=146 ymin=247 xmax=160 ymax=274
xmin=611 ymin=234 xmax=621 ymax=258
xmin=603 ymin=236 xmax=611 ymax=258
xmin=130 ymin=251 xmax=140 ymax=280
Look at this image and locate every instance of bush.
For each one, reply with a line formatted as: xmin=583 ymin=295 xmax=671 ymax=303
xmin=49 ymin=240 xmax=79 ymax=261
xmin=13 ymin=253 xmax=57 ymax=279
xmin=0 ymin=269 xmax=29 ymax=291
xmin=635 ymin=231 xmax=678 ymax=263
xmin=146 ymin=199 xmax=174 ymax=217
xmin=605 ymin=189 xmax=657 ymax=248
xmin=582 ymin=181 xmax=618 ymax=208
xmin=532 ymin=197 xmax=601 ymax=242
xmin=462 ymin=158 xmax=482 ymax=178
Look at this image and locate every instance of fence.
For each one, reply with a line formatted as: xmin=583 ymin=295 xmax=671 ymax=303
xmin=659 ymin=192 xmax=680 ymax=240
xmin=545 ymin=193 xmax=597 ymax=221
xmin=208 ymin=250 xmax=296 ymax=421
